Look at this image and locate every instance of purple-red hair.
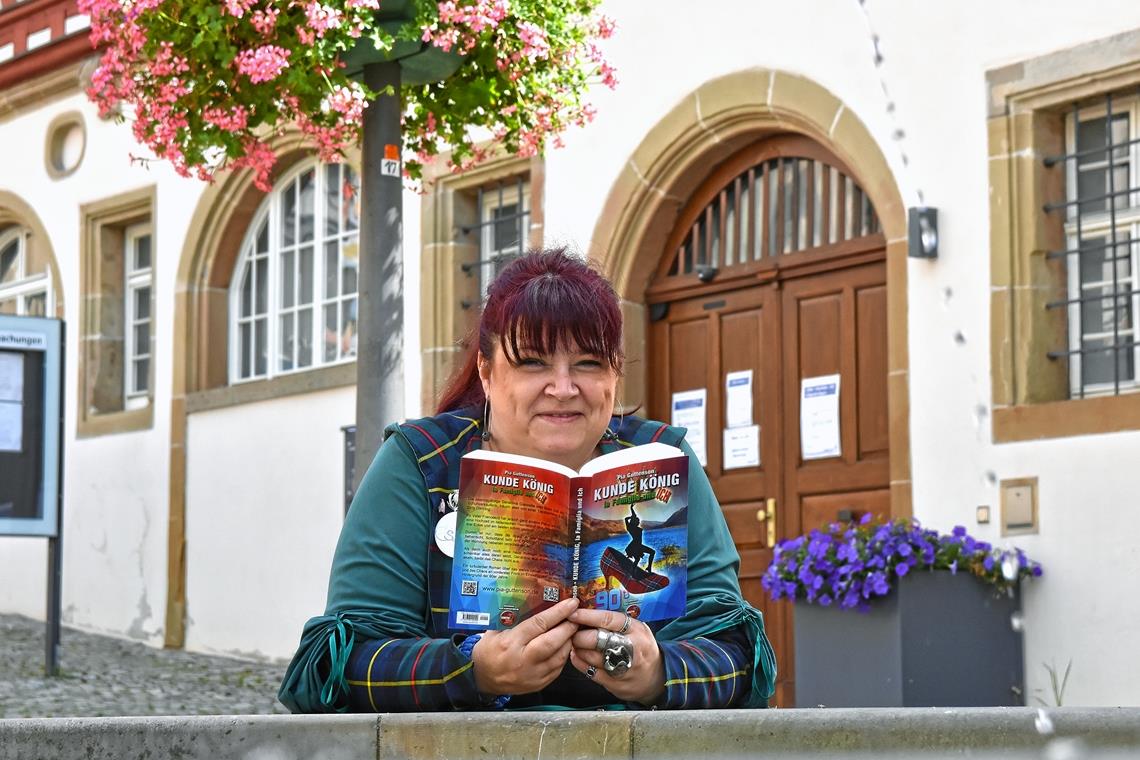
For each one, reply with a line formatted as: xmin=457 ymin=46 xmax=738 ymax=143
xmin=436 ymin=248 xmax=624 ymax=414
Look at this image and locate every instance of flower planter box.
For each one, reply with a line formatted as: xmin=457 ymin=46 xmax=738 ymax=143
xmin=793 ymin=570 xmax=1024 ymax=708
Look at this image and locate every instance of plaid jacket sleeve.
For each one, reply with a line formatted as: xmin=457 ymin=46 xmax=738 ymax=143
xmin=343 ymin=635 xmax=492 ymax=712
xmin=655 ymin=624 xmax=754 ymax=709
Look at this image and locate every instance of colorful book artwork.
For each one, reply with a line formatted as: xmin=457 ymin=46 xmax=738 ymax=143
xmin=449 ymin=442 xmax=690 ymax=630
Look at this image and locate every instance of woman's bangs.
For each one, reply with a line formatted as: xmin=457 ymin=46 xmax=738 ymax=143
xmin=500 ymin=282 xmax=620 ymax=368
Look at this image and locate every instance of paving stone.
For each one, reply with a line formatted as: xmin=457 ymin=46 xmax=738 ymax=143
xmin=0 ymin=614 xmax=290 ymax=718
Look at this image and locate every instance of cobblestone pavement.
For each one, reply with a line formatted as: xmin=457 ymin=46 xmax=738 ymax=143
xmin=0 ymin=614 xmax=290 ymax=718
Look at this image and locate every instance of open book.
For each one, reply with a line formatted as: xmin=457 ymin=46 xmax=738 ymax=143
xmin=449 ymin=442 xmax=690 ymax=630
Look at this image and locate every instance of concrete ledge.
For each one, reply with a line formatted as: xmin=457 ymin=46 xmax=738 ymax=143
xmin=3 ymin=707 xmax=1140 ymax=760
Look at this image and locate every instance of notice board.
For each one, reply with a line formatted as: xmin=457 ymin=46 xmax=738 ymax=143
xmin=0 ymin=315 xmax=63 ymax=537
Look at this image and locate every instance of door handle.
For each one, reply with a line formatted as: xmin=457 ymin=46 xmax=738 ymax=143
xmin=756 ymin=498 xmax=777 ymax=547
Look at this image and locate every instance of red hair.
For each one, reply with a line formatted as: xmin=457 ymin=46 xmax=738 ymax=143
xmin=436 ymin=248 xmax=624 ymax=413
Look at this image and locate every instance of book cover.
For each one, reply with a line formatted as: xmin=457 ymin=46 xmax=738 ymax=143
xmin=449 ymin=443 xmax=689 ymax=630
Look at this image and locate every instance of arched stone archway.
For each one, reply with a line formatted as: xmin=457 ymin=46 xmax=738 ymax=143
xmin=164 ymin=135 xmax=355 ymax=647
xmin=590 ymin=68 xmax=911 ymax=519
xmin=590 ymin=70 xmax=912 ymax=705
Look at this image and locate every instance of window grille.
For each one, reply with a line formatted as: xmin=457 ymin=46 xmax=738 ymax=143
xmin=0 ymin=226 xmax=50 ymax=316
xmin=459 ymin=178 xmax=529 ymax=306
xmin=230 ymin=161 xmax=360 ymax=382
xmin=1044 ymin=93 xmax=1140 ymax=398
xmin=664 ymin=157 xmax=880 ymax=279
xmin=124 ymin=223 xmax=152 ymax=403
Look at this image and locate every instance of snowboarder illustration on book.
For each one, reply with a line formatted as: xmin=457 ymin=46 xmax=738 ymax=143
xmin=624 ymin=505 xmax=656 ymax=573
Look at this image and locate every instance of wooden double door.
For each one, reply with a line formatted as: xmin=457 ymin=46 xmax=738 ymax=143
xmin=645 ymin=136 xmax=891 ymax=706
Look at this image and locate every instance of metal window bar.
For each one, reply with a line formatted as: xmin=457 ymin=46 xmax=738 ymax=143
xmin=1046 ymin=236 xmax=1140 ymax=261
xmin=1048 ymin=338 xmax=1140 ymax=360
xmin=1046 ymin=287 xmax=1140 ymax=310
xmin=667 ymin=159 xmax=883 ymax=278
xmin=457 ymin=178 xmax=528 ymax=310
xmin=1106 ymin=94 xmax=1124 ymax=395
xmin=1043 ymin=132 xmax=1140 ymax=167
xmin=1042 ymin=96 xmax=1140 ymax=397
xmin=458 ymin=177 xmax=529 ymax=275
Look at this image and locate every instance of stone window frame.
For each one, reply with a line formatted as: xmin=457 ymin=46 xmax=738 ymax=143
xmin=77 ymin=186 xmax=155 ymax=437
xmin=418 ymin=153 xmax=544 ymax=413
xmin=987 ymin=28 xmax=1140 ymax=443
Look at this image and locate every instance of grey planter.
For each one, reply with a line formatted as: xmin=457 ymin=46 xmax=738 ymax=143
xmin=793 ymin=570 xmax=1024 ymax=708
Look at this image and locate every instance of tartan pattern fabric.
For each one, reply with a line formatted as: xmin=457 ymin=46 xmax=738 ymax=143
xmin=343 ymin=635 xmax=488 ymax=711
xmin=335 ymin=407 xmax=754 ymax=711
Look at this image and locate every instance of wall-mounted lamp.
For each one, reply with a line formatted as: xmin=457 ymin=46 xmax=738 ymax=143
xmin=908 ymin=206 xmax=938 ymax=259
xmin=696 ymin=265 xmax=719 ymax=283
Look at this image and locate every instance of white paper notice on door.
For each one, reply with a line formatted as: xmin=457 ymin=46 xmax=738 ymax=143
xmin=671 ymin=388 xmax=708 ymax=467
xmin=723 ymin=424 xmax=760 ymax=469
xmin=724 ymin=369 xmax=753 ymax=429
xmin=800 ymin=374 xmax=841 ymax=460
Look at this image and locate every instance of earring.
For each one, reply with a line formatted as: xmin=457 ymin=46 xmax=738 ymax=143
xmin=481 ymin=399 xmax=492 ymax=442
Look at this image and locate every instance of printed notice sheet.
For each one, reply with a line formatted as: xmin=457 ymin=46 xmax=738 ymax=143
xmin=723 ymin=425 xmax=760 ymax=469
xmin=671 ymin=388 xmax=707 ymax=467
xmin=724 ymin=370 xmax=753 ymax=429
xmin=0 ymin=352 xmax=22 ymax=452
xmin=800 ymin=374 xmax=841 ymax=460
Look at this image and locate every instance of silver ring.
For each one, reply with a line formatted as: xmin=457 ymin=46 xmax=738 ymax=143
xmin=617 ymin=611 xmax=632 ymax=635
xmin=600 ymin=632 xmax=634 ymax=677
xmin=594 ymin=629 xmax=613 ymax=652
xmin=585 ymin=665 xmax=597 ymax=680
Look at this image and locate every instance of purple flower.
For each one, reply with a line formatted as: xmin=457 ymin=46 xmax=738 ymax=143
xmin=762 ymin=516 xmax=1042 ymax=608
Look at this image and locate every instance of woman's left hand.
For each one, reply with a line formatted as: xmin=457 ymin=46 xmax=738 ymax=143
xmin=567 ymin=608 xmax=665 ymax=705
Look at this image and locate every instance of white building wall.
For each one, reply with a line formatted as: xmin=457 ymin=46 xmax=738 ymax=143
xmin=1 ymin=0 xmax=1138 ymax=705
xmin=555 ymin=0 xmax=1140 ymax=705
xmin=183 ymin=387 xmax=354 ymax=660
xmin=0 ymin=90 xmax=202 ymax=645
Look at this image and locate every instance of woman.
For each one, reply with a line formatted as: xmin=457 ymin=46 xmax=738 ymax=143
xmin=279 ymin=249 xmax=776 ymax=711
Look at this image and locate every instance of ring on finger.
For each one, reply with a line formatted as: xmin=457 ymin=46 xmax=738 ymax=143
xmin=601 ymin=633 xmax=634 ymax=677
xmin=617 ymin=611 xmax=632 ymax=635
xmin=585 ymin=665 xmax=597 ymax=680
xmin=594 ymin=629 xmax=613 ymax=652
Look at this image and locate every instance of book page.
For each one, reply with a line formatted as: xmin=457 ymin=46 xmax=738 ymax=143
xmin=576 ymin=452 xmax=689 ymax=624
xmin=449 ymin=456 xmax=574 ymax=630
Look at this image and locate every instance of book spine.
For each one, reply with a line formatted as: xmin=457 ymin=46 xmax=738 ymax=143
xmin=570 ymin=476 xmax=585 ymax=600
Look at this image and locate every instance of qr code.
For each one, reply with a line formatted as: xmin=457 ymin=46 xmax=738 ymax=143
xmin=461 ymin=580 xmax=478 ymax=596
xmin=542 ymin=586 xmax=560 ymax=602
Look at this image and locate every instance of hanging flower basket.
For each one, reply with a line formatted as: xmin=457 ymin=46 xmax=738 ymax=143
xmin=78 ymin=0 xmax=617 ymax=190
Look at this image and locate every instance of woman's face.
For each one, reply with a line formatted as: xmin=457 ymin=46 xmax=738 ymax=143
xmin=478 ymin=340 xmax=618 ymax=470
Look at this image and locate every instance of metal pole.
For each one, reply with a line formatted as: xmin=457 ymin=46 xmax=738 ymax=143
xmin=46 ymin=320 xmax=65 ymax=677
xmin=354 ymin=60 xmax=404 ymax=486
xmin=46 ymin=534 xmax=61 ymax=676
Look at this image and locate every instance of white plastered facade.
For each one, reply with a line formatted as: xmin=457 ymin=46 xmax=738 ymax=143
xmin=0 ymin=0 xmax=1138 ymax=705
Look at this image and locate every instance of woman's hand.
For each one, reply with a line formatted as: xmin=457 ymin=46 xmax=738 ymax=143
xmin=567 ymin=607 xmax=665 ymax=705
xmin=471 ymin=598 xmax=579 ymax=696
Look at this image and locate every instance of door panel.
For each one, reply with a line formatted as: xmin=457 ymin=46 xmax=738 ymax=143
xmin=646 ymin=135 xmax=891 ymax=708
xmin=800 ymin=488 xmax=890 ymax=531
xmin=856 ymin=284 xmax=889 ymax=457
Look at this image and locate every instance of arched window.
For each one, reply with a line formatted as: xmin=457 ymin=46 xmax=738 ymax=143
xmin=229 ymin=161 xmax=360 ymax=382
xmin=656 ymin=135 xmax=880 ymax=287
xmin=0 ymin=225 xmax=51 ymax=316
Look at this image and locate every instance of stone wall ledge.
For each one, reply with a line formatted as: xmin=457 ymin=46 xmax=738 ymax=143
xmin=3 ymin=707 xmax=1140 ymax=760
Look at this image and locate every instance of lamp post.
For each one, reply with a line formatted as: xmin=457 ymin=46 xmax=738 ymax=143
xmin=344 ymin=2 xmax=463 ymax=485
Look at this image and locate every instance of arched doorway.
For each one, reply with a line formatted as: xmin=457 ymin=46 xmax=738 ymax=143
xmin=646 ymin=134 xmax=890 ymax=706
